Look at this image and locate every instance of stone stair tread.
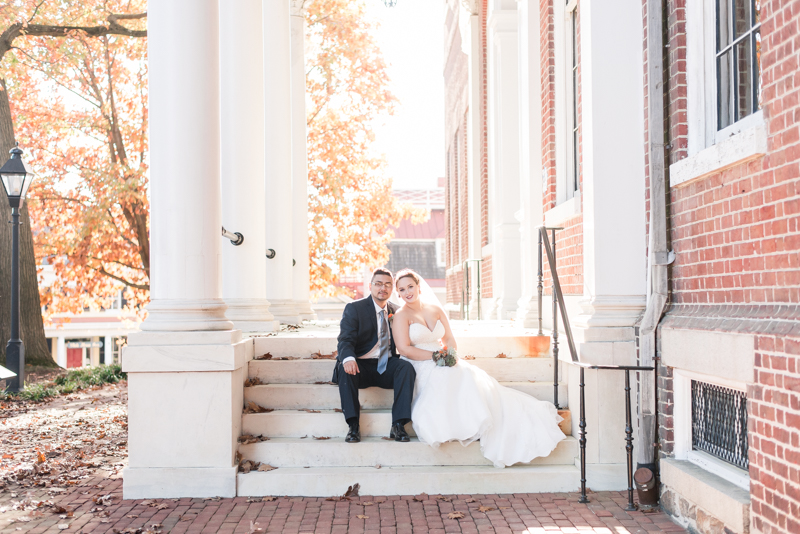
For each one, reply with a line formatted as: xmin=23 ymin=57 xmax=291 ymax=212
xmin=237 ymin=464 xmax=580 ymax=497
xmin=238 ymin=436 xmax=578 ymax=468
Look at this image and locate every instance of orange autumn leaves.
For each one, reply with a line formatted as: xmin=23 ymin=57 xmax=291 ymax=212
xmin=1 ymin=0 xmax=148 ymax=316
xmin=306 ymin=0 xmax=427 ymax=296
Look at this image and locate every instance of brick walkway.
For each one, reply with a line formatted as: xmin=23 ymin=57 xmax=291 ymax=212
xmin=1 ymin=476 xmax=687 ymax=534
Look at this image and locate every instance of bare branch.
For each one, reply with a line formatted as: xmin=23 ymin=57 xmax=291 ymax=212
xmin=97 ymin=265 xmax=149 ymax=290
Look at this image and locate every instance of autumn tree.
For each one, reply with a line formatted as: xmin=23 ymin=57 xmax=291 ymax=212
xmin=305 ymin=0 xmax=427 ymax=297
xmin=0 ymin=1 xmax=146 ymax=367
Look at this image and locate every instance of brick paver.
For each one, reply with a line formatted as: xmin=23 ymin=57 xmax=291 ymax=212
xmin=1 ymin=477 xmax=687 ymax=533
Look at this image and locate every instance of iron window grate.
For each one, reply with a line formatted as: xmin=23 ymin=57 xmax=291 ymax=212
xmin=691 ymin=380 xmax=749 ymax=470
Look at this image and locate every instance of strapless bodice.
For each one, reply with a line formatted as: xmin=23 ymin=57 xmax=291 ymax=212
xmin=408 ymin=320 xmax=445 ymax=351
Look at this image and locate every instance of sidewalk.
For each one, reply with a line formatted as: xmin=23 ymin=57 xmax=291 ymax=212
xmin=1 ymin=475 xmax=687 ymax=534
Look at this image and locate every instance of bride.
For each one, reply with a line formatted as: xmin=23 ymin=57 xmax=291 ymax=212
xmin=390 ymin=268 xmax=566 ymax=468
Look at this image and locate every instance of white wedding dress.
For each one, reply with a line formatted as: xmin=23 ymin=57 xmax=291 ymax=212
xmin=401 ymin=320 xmax=566 ymax=468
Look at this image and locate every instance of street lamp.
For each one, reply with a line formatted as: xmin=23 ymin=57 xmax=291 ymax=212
xmin=1 ymin=144 xmax=35 ymax=392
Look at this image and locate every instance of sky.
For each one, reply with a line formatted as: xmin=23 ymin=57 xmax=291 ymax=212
xmin=364 ymin=0 xmax=446 ymax=191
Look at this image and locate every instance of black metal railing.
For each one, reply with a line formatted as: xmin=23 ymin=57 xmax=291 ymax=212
xmin=538 ymin=227 xmax=564 ymax=409
xmin=691 ymin=381 xmax=749 ymax=470
xmin=460 ymin=259 xmax=482 ymax=320
xmin=538 ymin=226 xmax=655 ymax=511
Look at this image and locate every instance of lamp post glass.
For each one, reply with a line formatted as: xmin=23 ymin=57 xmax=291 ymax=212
xmin=1 ymin=144 xmax=35 ymax=392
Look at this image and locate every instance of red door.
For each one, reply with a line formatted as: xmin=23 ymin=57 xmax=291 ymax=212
xmin=66 ymin=348 xmax=82 ymax=368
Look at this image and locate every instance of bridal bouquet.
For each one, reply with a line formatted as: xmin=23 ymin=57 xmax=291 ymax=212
xmin=432 ymin=347 xmax=458 ymax=367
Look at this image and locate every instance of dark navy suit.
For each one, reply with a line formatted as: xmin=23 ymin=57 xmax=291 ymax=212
xmin=332 ymin=295 xmax=415 ymax=424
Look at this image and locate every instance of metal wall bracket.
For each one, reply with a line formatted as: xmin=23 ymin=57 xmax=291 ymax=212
xmin=266 ymin=249 xmax=276 ymax=259
xmin=221 ymin=226 xmax=244 ymax=246
xmin=653 ymin=250 xmax=675 ymax=265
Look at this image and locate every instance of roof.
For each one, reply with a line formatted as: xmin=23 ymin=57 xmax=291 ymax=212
xmin=393 ymin=188 xmax=445 ymax=210
xmin=393 ymin=209 xmax=445 ymax=240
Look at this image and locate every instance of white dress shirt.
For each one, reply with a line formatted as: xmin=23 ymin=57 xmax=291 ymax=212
xmin=342 ymin=300 xmax=388 ymax=365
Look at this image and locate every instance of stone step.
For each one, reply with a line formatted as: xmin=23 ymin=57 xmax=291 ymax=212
xmin=248 ymin=357 xmax=558 ymax=383
xmin=253 ymin=333 xmax=550 ymax=360
xmin=238 ymin=436 xmax=578 ymax=468
xmin=237 ymin=464 xmax=580 ymax=497
xmin=242 ymin=409 xmax=572 ymax=438
xmin=244 ymin=382 xmax=568 ymax=410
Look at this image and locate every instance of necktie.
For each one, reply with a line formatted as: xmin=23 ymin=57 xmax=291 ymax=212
xmin=377 ymin=309 xmax=390 ymax=374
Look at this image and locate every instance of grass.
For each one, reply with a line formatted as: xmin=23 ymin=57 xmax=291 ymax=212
xmin=1 ymin=364 xmax=126 ymax=402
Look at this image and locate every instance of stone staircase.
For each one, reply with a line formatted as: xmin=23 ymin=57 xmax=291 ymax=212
xmin=236 ymin=324 xmax=580 ymax=496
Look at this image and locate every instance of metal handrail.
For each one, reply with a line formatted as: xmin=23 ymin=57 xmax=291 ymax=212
xmin=538 ymin=226 xmax=655 ymax=510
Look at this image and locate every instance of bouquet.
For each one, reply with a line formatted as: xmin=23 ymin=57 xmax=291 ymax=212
xmin=431 ymin=347 xmax=458 ymax=367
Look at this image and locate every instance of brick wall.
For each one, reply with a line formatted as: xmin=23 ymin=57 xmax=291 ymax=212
xmin=655 ymin=0 xmax=800 ymax=532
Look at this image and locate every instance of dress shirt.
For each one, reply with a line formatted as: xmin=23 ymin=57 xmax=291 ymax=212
xmin=342 ymin=300 xmax=388 ymax=365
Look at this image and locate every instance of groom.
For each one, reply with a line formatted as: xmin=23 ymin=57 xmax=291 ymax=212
xmin=332 ymin=268 xmax=416 ymax=443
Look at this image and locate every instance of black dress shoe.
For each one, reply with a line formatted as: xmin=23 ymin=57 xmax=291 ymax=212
xmin=390 ymin=422 xmax=410 ymax=442
xmin=345 ymin=422 xmax=361 ymax=443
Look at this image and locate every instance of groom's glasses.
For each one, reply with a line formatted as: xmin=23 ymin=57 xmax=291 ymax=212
xmin=372 ymin=282 xmax=393 ymax=289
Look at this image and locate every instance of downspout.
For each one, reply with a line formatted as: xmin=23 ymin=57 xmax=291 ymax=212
xmin=635 ymin=0 xmax=673 ymax=504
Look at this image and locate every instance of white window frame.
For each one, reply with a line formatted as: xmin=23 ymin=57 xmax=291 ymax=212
xmin=676 ymin=0 xmax=766 ymax=188
xmin=552 ymin=0 xmax=582 ymax=210
xmin=673 ymin=368 xmax=750 ymax=491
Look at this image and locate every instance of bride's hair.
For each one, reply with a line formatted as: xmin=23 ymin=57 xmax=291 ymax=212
xmin=395 ymin=268 xmax=421 ymax=286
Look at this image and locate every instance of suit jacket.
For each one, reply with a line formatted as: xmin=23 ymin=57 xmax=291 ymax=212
xmin=332 ymin=295 xmax=399 ymax=383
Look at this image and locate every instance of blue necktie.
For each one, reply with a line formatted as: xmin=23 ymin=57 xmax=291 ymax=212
xmin=377 ymin=309 xmax=390 ymax=374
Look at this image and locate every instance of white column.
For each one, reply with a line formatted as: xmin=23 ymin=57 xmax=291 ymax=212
xmin=487 ymin=3 xmax=522 ymax=320
xmin=220 ymin=0 xmax=278 ymax=332
xmin=104 ymin=335 xmax=113 ymax=364
xmin=515 ymin=0 xmax=544 ymax=327
xmin=56 ymin=336 xmax=66 ymax=368
xmin=290 ymin=1 xmax=316 ymax=321
xmin=563 ymin=0 xmax=647 ymax=473
xmin=140 ymin=0 xmax=232 ymax=333
xmin=122 ymin=0 xmax=245 ymax=499
xmin=264 ymin=0 xmax=301 ymax=325
xmin=463 ymin=1 xmax=483 ymax=318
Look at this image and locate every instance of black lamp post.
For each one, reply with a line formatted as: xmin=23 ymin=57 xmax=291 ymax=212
xmin=1 ymin=144 xmax=35 ymax=392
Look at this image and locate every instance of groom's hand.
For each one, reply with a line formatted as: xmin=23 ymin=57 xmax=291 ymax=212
xmin=343 ymin=360 xmax=360 ymax=375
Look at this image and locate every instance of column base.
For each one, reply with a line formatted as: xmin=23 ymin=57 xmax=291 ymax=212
xmin=224 ymin=298 xmax=279 ymax=332
xmin=515 ymin=295 xmax=541 ymax=329
xmin=266 ymin=299 xmax=302 ymax=325
xmin=291 ymin=300 xmax=317 ymax=321
xmin=123 ymin=466 xmax=237 ymax=499
xmin=140 ymin=298 xmax=234 ymax=332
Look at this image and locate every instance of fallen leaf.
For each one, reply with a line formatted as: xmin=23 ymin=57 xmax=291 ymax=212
xmin=262 ymin=496 xmax=276 ymax=502
xmin=140 ymin=500 xmax=153 ymax=506
xmin=311 ymin=352 xmax=336 ymax=359
xmin=447 ymin=511 xmax=465 ymax=519
xmin=499 ymin=506 xmax=511 ymax=509
xmin=254 ymin=353 xmax=273 ymax=360
xmin=36 ymin=450 xmax=46 ymax=464
xmin=127 ymin=514 xmax=139 ymax=518
xmin=2 ymin=454 xmax=13 ymax=459
xmin=334 ymin=408 xmax=343 ymax=413
xmin=244 ymin=377 xmax=264 ymax=387
xmin=374 ymin=464 xmax=381 ymax=469
xmin=381 ymin=436 xmax=393 ymax=441
xmin=343 ymin=483 xmax=360 ymax=498
xmin=239 ymin=460 xmax=254 ymax=473
xmin=302 ymin=409 xmax=321 ymax=413
xmin=463 ymin=355 xmax=476 ymax=360
xmin=156 ymin=504 xmax=169 ymax=510
xmin=257 ymin=464 xmax=277 ymax=472
xmin=362 ymin=501 xmax=374 ymax=505
xmin=313 ymin=436 xmax=331 ymax=440
xmin=356 ymin=515 xmax=369 ymax=519
xmin=238 ymin=434 xmax=260 ymax=445
xmin=478 ymin=506 xmax=495 ymax=512
xmin=413 ymin=494 xmax=428 ymax=502
xmin=436 ymin=495 xmax=451 ymax=502
xmin=244 ymin=402 xmax=273 ymax=414
xmin=495 ymin=353 xmax=508 ymax=359
xmin=464 ymin=498 xmax=476 ymax=503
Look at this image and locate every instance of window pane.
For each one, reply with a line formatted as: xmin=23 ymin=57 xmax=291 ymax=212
xmin=718 ymin=0 xmax=732 ymax=51
xmin=754 ymin=0 xmax=760 ymax=24
xmin=736 ymin=38 xmax=753 ymax=119
xmin=733 ymin=0 xmax=752 ymax=40
xmin=718 ymin=50 xmax=734 ymax=129
xmin=755 ymin=30 xmax=762 ymax=110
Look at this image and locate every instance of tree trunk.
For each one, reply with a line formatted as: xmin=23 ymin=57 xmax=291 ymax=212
xmin=0 ymin=78 xmax=54 ymax=368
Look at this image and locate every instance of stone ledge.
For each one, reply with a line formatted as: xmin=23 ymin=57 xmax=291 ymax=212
xmin=661 ymin=458 xmax=750 ymax=534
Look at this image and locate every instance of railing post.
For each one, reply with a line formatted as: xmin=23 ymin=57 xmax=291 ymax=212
xmin=579 ymin=366 xmax=588 ymax=503
xmin=537 ymin=229 xmax=544 ymax=336
xmin=476 ymin=260 xmax=482 ymax=320
xmin=464 ymin=261 xmax=470 ymax=321
xmin=550 ymin=228 xmax=560 ymax=410
xmin=624 ymin=369 xmax=636 ymax=511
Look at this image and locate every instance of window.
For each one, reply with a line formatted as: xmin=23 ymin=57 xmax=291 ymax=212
xmin=691 ymin=380 xmax=749 ymax=470
xmin=566 ymin=0 xmax=579 ymax=198
xmin=716 ymin=0 xmax=762 ymax=130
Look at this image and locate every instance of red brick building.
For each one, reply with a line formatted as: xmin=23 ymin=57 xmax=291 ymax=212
xmin=443 ymin=0 xmax=799 ymax=532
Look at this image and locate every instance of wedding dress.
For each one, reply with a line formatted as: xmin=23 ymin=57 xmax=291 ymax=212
xmin=401 ymin=320 xmax=566 ymax=468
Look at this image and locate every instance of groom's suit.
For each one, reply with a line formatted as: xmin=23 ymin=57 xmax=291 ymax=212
xmin=333 ymin=295 xmax=416 ymax=425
